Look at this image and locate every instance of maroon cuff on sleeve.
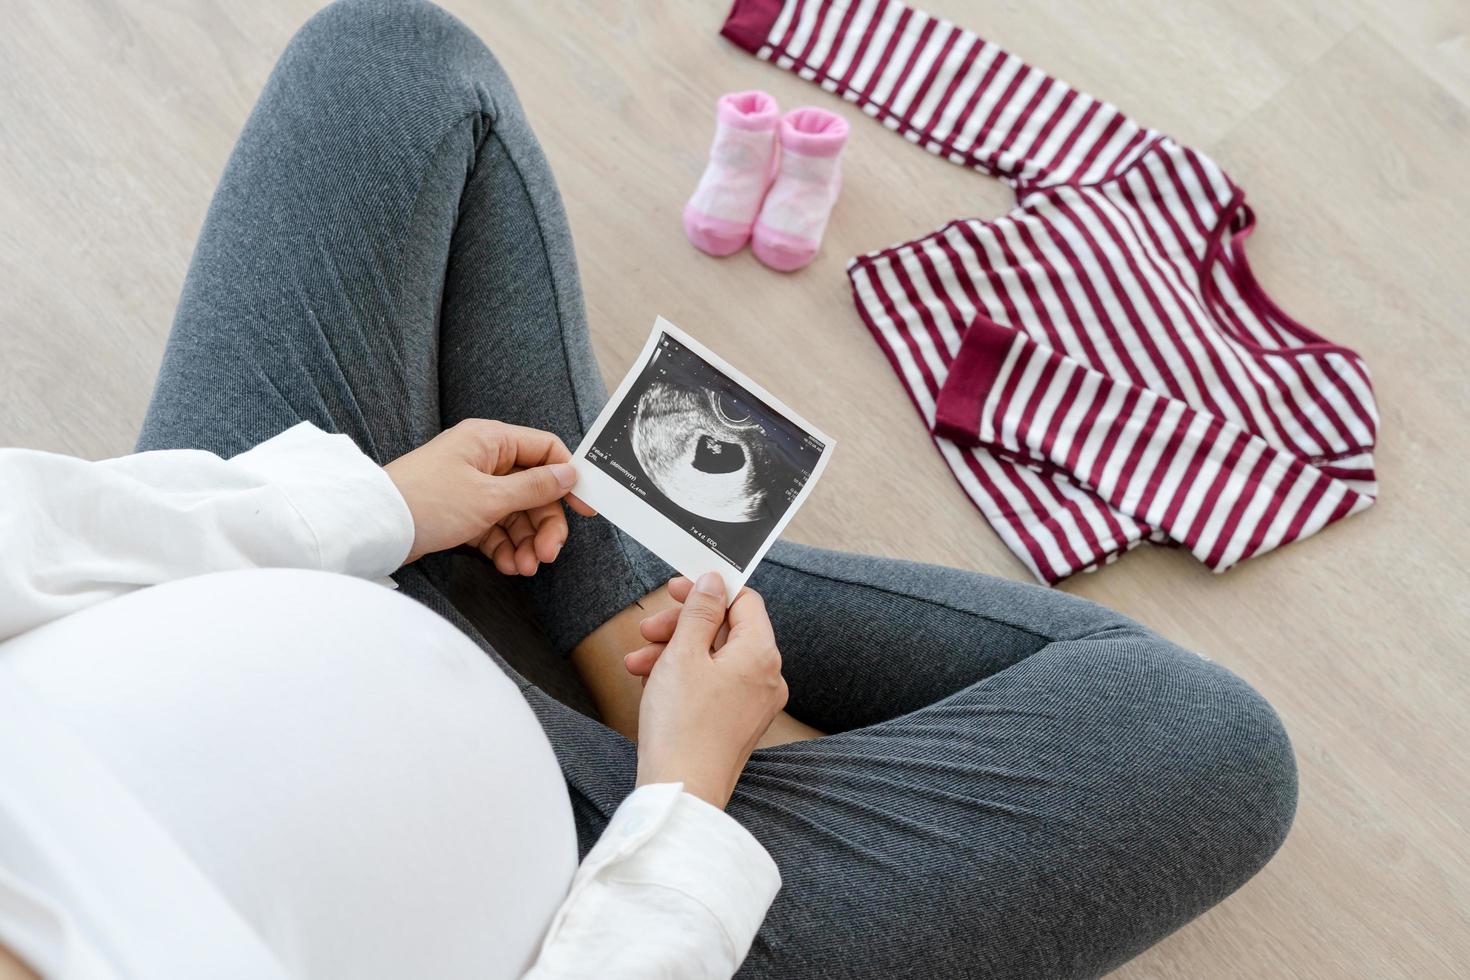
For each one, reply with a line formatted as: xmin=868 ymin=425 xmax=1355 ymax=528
xmin=720 ymin=0 xmax=784 ymax=53
xmin=933 ymin=317 xmax=1019 ymax=445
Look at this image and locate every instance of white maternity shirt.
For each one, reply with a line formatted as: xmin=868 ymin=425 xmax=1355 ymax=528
xmin=0 ymin=423 xmax=780 ymax=979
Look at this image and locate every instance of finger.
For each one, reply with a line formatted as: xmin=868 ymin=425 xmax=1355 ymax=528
xmin=492 ymin=539 xmax=518 ymax=575
xmin=489 ymin=423 xmax=573 ymax=473
xmin=480 ymin=526 xmax=518 ymax=575
xmin=567 ymin=492 xmax=597 ymax=518
xmin=667 ymin=572 xmax=728 ymax=657
xmin=639 ymin=607 xmax=680 ymax=643
xmin=503 ymin=509 xmax=533 ymax=538
xmin=667 ymin=576 xmax=750 ymax=608
xmin=623 ymin=643 xmax=666 ymax=677
xmin=488 ymin=463 xmax=578 ymax=516
xmin=480 ymin=524 xmax=510 ymax=555
xmin=641 ymin=608 xmax=732 ymax=650
xmin=528 ymin=500 xmax=568 ymax=563
xmin=503 ymin=511 xmax=539 ymax=576
xmin=725 ymin=589 xmax=775 ymax=643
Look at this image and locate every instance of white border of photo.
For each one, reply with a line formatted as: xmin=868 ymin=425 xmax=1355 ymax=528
xmin=570 ymin=316 xmax=836 ymax=603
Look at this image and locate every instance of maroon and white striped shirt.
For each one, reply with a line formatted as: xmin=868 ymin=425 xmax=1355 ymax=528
xmin=722 ymin=0 xmax=1379 ymax=583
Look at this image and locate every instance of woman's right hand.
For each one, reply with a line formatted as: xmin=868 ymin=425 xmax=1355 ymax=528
xmin=629 ymin=573 xmax=788 ymax=810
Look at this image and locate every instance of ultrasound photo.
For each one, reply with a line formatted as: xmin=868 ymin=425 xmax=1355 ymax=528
xmin=573 ymin=319 xmax=833 ymax=588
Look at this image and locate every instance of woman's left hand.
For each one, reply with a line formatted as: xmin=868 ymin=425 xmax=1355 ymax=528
xmin=384 ymin=419 xmax=596 ymax=571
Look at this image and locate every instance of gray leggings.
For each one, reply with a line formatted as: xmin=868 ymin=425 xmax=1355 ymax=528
xmin=136 ymin=2 xmax=1297 ymax=976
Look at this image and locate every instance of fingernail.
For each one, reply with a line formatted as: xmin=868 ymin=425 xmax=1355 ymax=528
xmin=694 ymin=571 xmax=724 ymax=596
xmin=550 ymin=462 xmax=577 ymax=489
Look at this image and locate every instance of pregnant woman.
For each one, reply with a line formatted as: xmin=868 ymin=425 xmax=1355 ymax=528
xmin=0 ymin=2 xmax=1297 ymax=977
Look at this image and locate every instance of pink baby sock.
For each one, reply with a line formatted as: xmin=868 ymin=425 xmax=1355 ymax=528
xmin=683 ymin=91 xmax=781 ymax=256
xmin=752 ymin=108 xmax=849 ymax=272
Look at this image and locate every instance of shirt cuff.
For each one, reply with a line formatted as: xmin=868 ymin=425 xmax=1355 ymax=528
xmin=229 ymin=423 xmax=414 ymax=579
xmin=581 ymin=783 xmax=781 ymax=958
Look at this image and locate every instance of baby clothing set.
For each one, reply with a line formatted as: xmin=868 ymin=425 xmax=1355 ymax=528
xmin=695 ymin=0 xmax=1378 ymax=582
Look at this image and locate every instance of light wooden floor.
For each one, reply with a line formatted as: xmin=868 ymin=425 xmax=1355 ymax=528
xmin=3 ymin=1 xmax=1467 ymax=976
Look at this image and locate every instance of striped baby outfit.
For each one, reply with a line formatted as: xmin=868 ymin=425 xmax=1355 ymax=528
xmin=721 ymin=0 xmax=1379 ymax=583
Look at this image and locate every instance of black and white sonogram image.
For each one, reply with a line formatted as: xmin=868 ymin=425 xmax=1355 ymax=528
xmin=584 ymin=331 xmax=827 ymax=570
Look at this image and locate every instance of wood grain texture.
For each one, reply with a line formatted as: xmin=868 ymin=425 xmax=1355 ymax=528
xmin=2 ymin=1 xmax=1466 ymax=975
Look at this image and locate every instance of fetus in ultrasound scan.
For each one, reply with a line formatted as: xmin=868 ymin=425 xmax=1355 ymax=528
xmin=630 ymin=382 xmax=776 ymax=523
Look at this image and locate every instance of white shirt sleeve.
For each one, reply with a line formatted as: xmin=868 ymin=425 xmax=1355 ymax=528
xmin=525 ymin=782 xmax=782 ymax=980
xmin=0 ymin=422 xmax=414 ymax=641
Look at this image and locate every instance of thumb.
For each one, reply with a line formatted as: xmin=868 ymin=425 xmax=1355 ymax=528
xmin=488 ymin=462 xmax=577 ymax=514
xmin=667 ymin=571 xmax=727 ymax=657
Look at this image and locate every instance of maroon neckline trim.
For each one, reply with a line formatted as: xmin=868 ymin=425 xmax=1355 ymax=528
xmin=1201 ymin=190 xmax=1363 ymax=359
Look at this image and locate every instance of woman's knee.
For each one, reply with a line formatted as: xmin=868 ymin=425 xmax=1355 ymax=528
xmin=1069 ymin=633 xmax=1299 ymax=886
xmin=303 ymin=0 xmax=478 ymax=55
xmin=738 ymin=636 xmax=1297 ymax=978
xmin=281 ymin=0 xmax=510 ymax=124
xmin=1178 ymin=647 xmax=1297 ymax=860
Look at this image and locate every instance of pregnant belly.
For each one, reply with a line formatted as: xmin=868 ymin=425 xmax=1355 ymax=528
xmin=0 ymin=569 xmax=576 ymax=980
